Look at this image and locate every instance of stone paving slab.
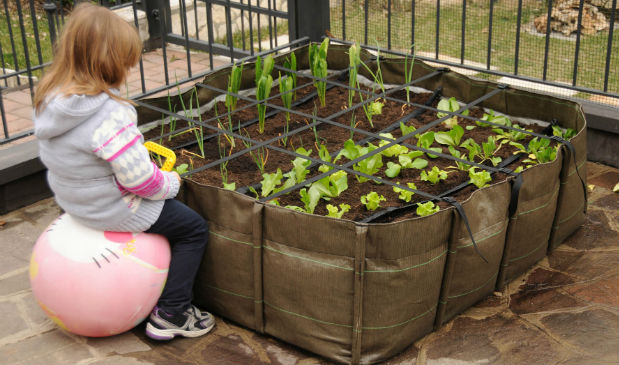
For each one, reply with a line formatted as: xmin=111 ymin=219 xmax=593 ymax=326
xmin=0 ymin=161 xmax=617 ymax=364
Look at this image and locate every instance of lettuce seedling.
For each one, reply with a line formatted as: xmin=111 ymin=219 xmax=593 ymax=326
xmin=525 ymin=137 xmax=557 ymax=164
xmin=468 ymin=167 xmax=492 ymax=188
xmin=260 ymin=168 xmax=283 ymax=197
xmin=434 ymin=124 xmax=465 ymax=148
xmin=477 ymin=109 xmax=510 ymax=128
xmin=398 ymin=151 xmax=428 ymax=169
xmin=353 ymin=144 xmax=384 ymax=183
xmin=447 ymin=146 xmax=471 ymax=171
xmin=420 ymin=166 xmax=449 ymax=184
xmin=552 ymin=125 xmax=577 ymax=140
xmin=417 ymin=131 xmax=442 ymax=158
xmin=416 ymin=201 xmax=440 ymax=216
xmin=461 ymin=136 xmax=503 ymax=166
xmin=400 ymin=121 xmax=417 ymax=137
xmin=299 ymin=171 xmax=349 ymax=214
xmin=360 ymin=191 xmax=386 ymax=211
xmin=291 ymin=147 xmax=312 ymax=183
xmin=393 ymin=182 xmax=417 ymax=202
xmin=326 ymin=203 xmax=351 ymax=218
xmin=385 ymin=162 xmax=402 ymax=178
xmin=437 ymin=97 xmax=468 ymax=129
xmin=378 ymin=133 xmax=409 ymax=157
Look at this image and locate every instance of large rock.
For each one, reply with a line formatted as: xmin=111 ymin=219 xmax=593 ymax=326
xmin=534 ymin=0 xmax=609 ymax=36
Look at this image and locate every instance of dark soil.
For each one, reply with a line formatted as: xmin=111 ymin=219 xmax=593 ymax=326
xmin=142 ymin=76 xmax=552 ymax=222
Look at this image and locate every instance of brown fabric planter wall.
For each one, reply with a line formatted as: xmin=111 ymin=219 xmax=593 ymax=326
xmin=497 ymin=154 xmax=563 ymax=289
xmin=139 ymin=42 xmax=588 ymax=364
xmin=435 ymin=181 xmax=511 ymax=326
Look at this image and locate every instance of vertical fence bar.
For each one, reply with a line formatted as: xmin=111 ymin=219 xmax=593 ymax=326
xmin=4 ymin=0 xmax=21 ymax=86
xmin=155 ymin=1 xmax=170 ymax=85
xmin=364 ymin=0 xmax=368 ymax=45
xmin=514 ymin=0 xmax=523 ymax=75
xmin=542 ymin=0 xmax=552 ymax=81
xmin=226 ymin=0 xmax=235 ymax=62
xmin=273 ymin=0 xmax=278 ymax=48
xmin=180 ymin=0 xmax=193 ymax=77
xmin=603 ymin=0 xmax=617 ymax=92
xmin=435 ymin=0 xmax=440 ymax=59
xmin=15 ymin=0 xmax=35 ymax=99
xmin=206 ymin=0 xmax=215 ymax=68
xmin=486 ymin=0 xmax=494 ymax=70
xmin=341 ymin=0 xmax=346 ymax=40
xmin=1 ymin=93 xmax=8 ymax=139
xmin=257 ymin=0 xmax=263 ymax=52
xmin=44 ymin=1 xmax=57 ymax=50
xmin=460 ymin=0 xmax=466 ymax=64
xmin=240 ymin=0 xmax=246 ymax=51
xmin=387 ymin=0 xmax=392 ymax=50
xmin=29 ymin=0 xmax=44 ymax=66
xmin=248 ymin=0 xmax=255 ymax=55
xmin=131 ymin=0 xmax=146 ymax=94
xmin=267 ymin=0 xmax=274 ymax=49
xmin=194 ymin=0 xmax=200 ymax=40
xmin=571 ymin=0 xmax=585 ymax=87
xmin=0 ymin=38 xmax=7 ymax=87
xmin=411 ymin=0 xmax=415 ymax=50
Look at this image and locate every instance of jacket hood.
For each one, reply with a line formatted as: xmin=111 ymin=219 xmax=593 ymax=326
xmin=34 ymin=91 xmax=114 ymax=139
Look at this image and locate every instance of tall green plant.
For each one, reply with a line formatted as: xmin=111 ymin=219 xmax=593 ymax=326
xmin=225 ymin=61 xmax=244 ymax=111
xmin=309 ymin=37 xmax=329 ymax=107
xmin=256 ymin=55 xmax=274 ymax=134
xmin=283 ymin=52 xmax=297 ymax=99
xmin=348 ymin=43 xmax=361 ymax=107
xmin=404 ymin=47 xmax=415 ymax=103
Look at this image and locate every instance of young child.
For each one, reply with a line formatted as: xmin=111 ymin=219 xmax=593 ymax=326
xmin=33 ymin=3 xmax=214 ymax=340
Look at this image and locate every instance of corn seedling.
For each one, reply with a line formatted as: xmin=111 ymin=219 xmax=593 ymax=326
xmin=226 ymin=62 xmax=244 ymax=111
xmin=283 ymin=52 xmax=297 ymax=99
xmin=309 ymin=37 xmax=329 ymax=107
xmin=348 ymin=42 xmax=361 ymax=107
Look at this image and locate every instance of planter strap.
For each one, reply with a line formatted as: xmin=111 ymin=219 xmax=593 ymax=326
xmin=503 ymin=169 xmax=523 ymax=218
xmin=550 ymin=135 xmax=587 ymax=214
xmin=442 ymin=197 xmax=488 ymax=263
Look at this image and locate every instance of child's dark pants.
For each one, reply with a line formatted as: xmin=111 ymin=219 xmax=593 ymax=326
xmin=146 ymin=199 xmax=208 ymax=315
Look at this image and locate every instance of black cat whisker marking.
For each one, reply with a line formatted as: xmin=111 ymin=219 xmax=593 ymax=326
xmin=106 ymin=248 xmax=119 ymax=259
xmin=92 ymin=257 xmax=101 ymax=268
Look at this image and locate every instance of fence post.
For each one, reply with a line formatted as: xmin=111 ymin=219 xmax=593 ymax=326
xmin=287 ymin=0 xmax=330 ymax=42
xmin=43 ymin=0 xmax=57 ymax=49
xmin=142 ymin=0 xmax=172 ymax=51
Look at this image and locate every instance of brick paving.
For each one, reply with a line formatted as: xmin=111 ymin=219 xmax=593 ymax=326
xmin=0 ymin=47 xmax=229 ymax=149
xmin=0 ymin=161 xmax=617 ymax=364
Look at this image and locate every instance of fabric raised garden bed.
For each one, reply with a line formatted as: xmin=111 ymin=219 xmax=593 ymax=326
xmin=136 ymin=40 xmax=587 ymax=364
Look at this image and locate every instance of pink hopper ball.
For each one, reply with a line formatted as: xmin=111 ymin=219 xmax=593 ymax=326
xmin=29 ymin=214 xmax=171 ymax=337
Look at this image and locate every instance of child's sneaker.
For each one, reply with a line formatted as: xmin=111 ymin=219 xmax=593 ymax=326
xmin=145 ymin=305 xmax=215 ymax=340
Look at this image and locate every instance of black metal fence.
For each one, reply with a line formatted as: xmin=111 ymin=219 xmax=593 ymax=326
xmin=1 ymin=0 xmax=617 ymax=145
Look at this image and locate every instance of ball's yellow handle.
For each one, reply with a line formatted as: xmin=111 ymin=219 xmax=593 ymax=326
xmin=144 ymin=141 xmax=176 ymax=172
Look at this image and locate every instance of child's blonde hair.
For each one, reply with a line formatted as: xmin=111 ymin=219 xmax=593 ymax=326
xmin=34 ymin=2 xmax=142 ymax=113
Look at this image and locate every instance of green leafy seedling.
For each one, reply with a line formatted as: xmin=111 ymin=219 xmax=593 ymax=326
xmin=385 ymin=162 xmax=402 ymax=178
xmin=420 ymin=166 xmax=449 ymax=184
xmin=434 ymin=124 xmax=465 ymax=148
xmin=309 ymin=37 xmax=329 ymax=107
xmin=416 ymin=201 xmax=440 ymax=216
xmin=469 ymin=167 xmax=492 ymax=188
xmin=326 ymin=204 xmax=351 ymax=219
xmin=437 ymin=97 xmax=468 ymax=129
xmin=360 ymin=191 xmax=386 ymax=211
xmin=393 ymin=182 xmax=417 ymax=202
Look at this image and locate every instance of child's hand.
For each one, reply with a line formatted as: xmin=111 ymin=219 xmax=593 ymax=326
xmin=171 ymin=172 xmax=181 ymax=183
